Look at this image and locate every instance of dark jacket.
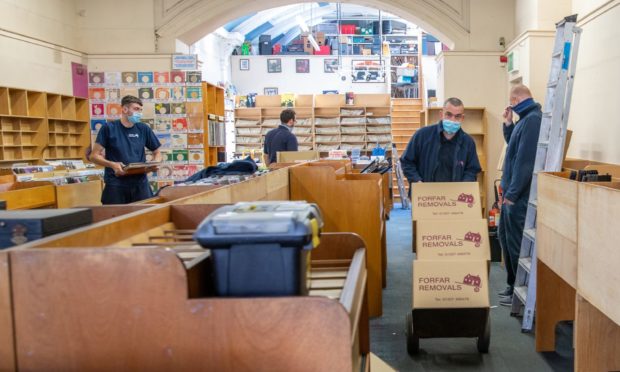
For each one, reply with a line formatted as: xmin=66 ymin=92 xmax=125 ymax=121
xmin=400 ymin=122 xmax=481 ymax=183
xmin=501 ymin=102 xmax=542 ymax=202
xmin=264 ymin=124 xmax=298 ymax=164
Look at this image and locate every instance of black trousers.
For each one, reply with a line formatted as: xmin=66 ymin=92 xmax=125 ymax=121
xmin=497 ymin=197 xmax=527 ymax=288
xmin=101 ymin=182 xmax=153 ymax=205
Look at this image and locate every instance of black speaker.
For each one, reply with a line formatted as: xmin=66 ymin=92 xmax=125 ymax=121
xmin=259 ymin=35 xmax=272 ymax=55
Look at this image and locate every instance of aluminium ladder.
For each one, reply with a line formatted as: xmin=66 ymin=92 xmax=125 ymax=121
xmin=392 ymin=143 xmax=411 ymax=209
xmin=510 ymin=14 xmax=582 ymax=332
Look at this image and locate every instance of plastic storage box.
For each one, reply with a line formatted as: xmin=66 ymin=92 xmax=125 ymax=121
xmin=194 ymin=201 xmax=323 ymax=297
xmin=0 ymin=208 xmax=93 ymax=249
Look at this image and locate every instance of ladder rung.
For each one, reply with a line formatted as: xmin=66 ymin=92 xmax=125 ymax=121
xmin=514 ymin=286 xmax=528 ymax=304
xmin=519 ymin=257 xmax=532 ymax=273
xmin=543 ymin=111 xmax=552 ymax=118
xmin=538 ymin=141 xmax=549 ymax=148
xmin=529 ymin=199 xmax=538 ymax=208
xmin=552 ymin=51 xmax=562 ymax=58
xmin=523 ymin=228 xmax=536 ymax=241
xmin=548 ymin=80 xmax=558 ymax=88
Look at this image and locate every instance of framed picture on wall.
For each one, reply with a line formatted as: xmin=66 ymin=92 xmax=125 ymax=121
xmin=351 ymin=59 xmax=385 ymax=83
xmin=267 ymin=59 xmax=282 ymax=73
xmin=239 ymin=59 xmax=250 ymax=71
xmin=324 ymin=59 xmax=338 ymax=73
xmin=296 ymin=59 xmax=310 ymax=73
xmin=264 ymin=87 xmax=278 ymax=96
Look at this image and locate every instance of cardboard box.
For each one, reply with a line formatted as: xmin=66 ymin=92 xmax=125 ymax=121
xmin=413 ymin=260 xmax=489 ymax=309
xmin=411 ymin=182 xmax=481 ymax=221
xmin=416 ymin=219 xmax=490 ymax=261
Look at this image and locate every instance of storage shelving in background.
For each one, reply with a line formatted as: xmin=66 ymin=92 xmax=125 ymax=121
xmin=390 ymin=98 xmax=423 ymax=202
xmin=202 ymin=82 xmax=226 ymax=166
xmin=0 ymin=86 xmax=90 ymax=164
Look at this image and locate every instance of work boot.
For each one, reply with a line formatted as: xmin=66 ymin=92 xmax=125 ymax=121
xmin=499 ymin=296 xmax=513 ymax=307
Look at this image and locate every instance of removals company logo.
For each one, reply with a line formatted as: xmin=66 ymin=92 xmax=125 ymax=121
xmin=456 ymin=274 xmax=482 ymax=292
xmin=462 ymin=231 xmax=482 ymax=247
xmin=452 ymin=193 xmax=475 ymax=208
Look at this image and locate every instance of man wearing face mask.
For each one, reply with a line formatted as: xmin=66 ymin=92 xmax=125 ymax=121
xmin=497 ymin=84 xmax=542 ymax=306
xmin=400 ymin=97 xmax=481 ymax=185
xmin=90 ymin=95 xmax=162 ymax=204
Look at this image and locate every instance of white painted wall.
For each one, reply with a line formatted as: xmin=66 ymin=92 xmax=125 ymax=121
xmin=230 ymin=55 xmax=390 ymax=95
xmin=567 ymin=1 xmax=620 ymax=163
xmin=437 ymin=51 xmax=508 ymax=210
xmin=75 ymin=0 xmax=157 ymax=54
xmin=0 ymin=0 xmax=85 ymax=95
xmin=515 ymin=0 xmax=539 ymax=35
xmin=421 ymin=55 xmax=438 ymax=104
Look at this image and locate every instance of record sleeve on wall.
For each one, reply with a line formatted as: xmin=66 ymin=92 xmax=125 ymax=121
xmin=88 ymin=69 xmax=206 ymax=191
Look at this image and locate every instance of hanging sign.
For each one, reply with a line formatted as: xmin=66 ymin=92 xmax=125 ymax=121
xmin=172 ymin=54 xmax=198 ymax=70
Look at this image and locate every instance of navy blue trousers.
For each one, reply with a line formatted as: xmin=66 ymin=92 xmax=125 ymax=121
xmin=101 ymin=182 xmax=153 ymax=205
xmin=497 ymin=197 xmax=527 ymax=288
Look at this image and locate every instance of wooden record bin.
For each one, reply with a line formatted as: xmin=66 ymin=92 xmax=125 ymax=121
xmin=1 ymin=204 xmax=368 ymax=371
xmin=0 ymin=86 xmax=90 ymax=164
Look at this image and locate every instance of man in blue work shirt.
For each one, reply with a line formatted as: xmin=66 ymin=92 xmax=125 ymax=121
xmin=497 ymin=84 xmax=542 ymax=306
xmin=400 ymin=97 xmax=481 ymax=185
xmin=90 ymin=95 xmax=162 ymax=204
xmin=263 ymin=108 xmax=298 ymax=165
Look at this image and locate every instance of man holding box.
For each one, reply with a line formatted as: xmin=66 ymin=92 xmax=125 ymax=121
xmin=497 ymin=84 xmax=542 ymax=306
xmin=90 ymin=95 xmax=162 ymax=204
xmin=400 ymin=97 xmax=481 ymax=184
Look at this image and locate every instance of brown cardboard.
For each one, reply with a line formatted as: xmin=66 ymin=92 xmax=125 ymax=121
xmin=411 ymin=182 xmax=482 ymax=221
xmin=413 ymin=260 xmax=489 ymax=309
xmin=416 ymin=219 xmax=491 ymax=261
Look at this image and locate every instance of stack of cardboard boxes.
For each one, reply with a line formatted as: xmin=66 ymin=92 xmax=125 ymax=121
xmin=410 ymin=182 xmax=490 ymax=342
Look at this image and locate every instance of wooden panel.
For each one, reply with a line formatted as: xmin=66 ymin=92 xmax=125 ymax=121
xmin=0 ymin=251 xmax=15 ymax=371
xmin=0 ymin=183 xmax=55 ymax=210
xmin=158 ymin=184 xmax=221 ymax=202
xmin=577 ymin=182 xmax=620 ymax=326
xmin=535 ymin=260 xmax=575 ymax=352
xmin=90 ymin=205 xmax=154 ymax=223
xmin=176 ymin=186 xmax=232 ymax=204
xmin=55 ymin=179 xmax=103 ymax=208
xmin=538 ymin=172 xmax=577 ymax=242
xmin=290 ymin=165 xmax=384 ymax=317
xmin=10 ymin=248 xmax=352 ymax=371
xmin=537 ymin=223 xmax=577 ymax=287
xmin=575 ymin=295 xmax=620 ymax=372
xmin=230 ymin=175 xmax=267 ymax=202
xmin=265 ymin=167 xmax=290 ymax=200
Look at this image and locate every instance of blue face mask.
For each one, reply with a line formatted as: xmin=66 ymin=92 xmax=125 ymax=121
xmin=511 ymin=97 xmax=534 ymax=116
xmin=127 ymin=111 xmax=143 ymax=124
xmin=442 ymin=119 xmax=461 ymax=135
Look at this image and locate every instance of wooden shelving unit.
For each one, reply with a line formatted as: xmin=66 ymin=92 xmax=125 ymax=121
xmin=0 ymin=87 xmax=89 ymax=164
xmin=424 ymin=106 xmax=488 ymax=213
xmin=390 ymin=98 xmax=423 ymax=202
xmin=202 ymin=82 xmax=226 ymax=166
xmin=46 ymin=94 xmax=90 ymax=160
xmin=234 ymin=93 xmax=391 ymax=156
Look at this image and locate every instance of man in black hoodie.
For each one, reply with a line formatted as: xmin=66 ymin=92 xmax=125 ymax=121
xmin=498 ymin=84 xmax=542 ymax=306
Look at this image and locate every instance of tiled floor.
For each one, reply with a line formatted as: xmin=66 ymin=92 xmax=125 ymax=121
xmin=369 ymin=207 xmax=573 ymax=371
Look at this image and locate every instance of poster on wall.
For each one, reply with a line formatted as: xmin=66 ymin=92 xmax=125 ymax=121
xmin=87 ymin=69 xmax=206 ymax=192
xmin=351 ymin=60 xmax=385 ymax=83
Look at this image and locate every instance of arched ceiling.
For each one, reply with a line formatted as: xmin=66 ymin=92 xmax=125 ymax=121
xmin=154 ymin=0 xmax=472 ymax=50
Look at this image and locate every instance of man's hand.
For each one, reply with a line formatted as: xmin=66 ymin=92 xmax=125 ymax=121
xmin=112 ymin=162 xmax=126 ymax=176
xmin=503 ymin=198 xmax=515 ymax=206
xmin=503 ymin=106 xmax=513 ymax=125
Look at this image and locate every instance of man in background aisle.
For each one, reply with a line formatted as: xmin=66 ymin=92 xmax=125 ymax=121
xmin=90 ymin=95 xmax=162 ymax=204
xmin=400 ymin=97 xmax=481 ymax=185
xmin=263 ymin=108 xmax=298 ymax=165
xmin=497 ymin=84 xmax=542 ymax=306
